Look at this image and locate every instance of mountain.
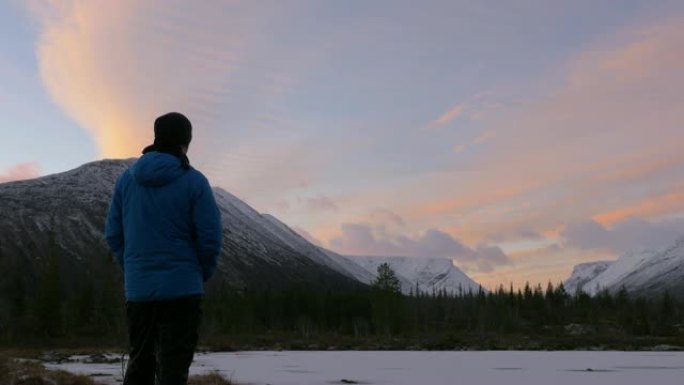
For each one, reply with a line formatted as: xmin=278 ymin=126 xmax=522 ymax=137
xmin=610 ymin=237 xmax=684 ymax=298
xmin=564 ymin=237 xmax=684 ymax=298
xmin=563 ymin=261 xmax=613 ymax=295
xmin=0 ymin=158 xmax=486 ymax=296
xmin=345 ymin=256 xmax=483 ymax=295
xmin=0 ymin=159 xmax=361 ymax=292
xmin=258 ymin=214 xmax=375 ymax=284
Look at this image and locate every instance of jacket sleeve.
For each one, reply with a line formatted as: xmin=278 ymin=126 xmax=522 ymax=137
xmin=192 ymin=175 xmax=222 ymax=282
xmin=105 ymin=174 xmax=125 ymax=268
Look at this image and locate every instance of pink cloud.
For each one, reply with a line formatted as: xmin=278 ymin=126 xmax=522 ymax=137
xmin=562 ymin=217 xmax=684 ymax=254
xmin=329 ymin=223 xmax=511 ymax=273
xmin=402 ymin=16 xmax=684 ymax=247
xmin=430 ymin=104 xmax=465 ymax=127
xmin=472 ymin=130 xmax=496 ymax=145
xmin=592 ymin=190 xmax=684 ymax=226
xmin=369 ymin=208 xmax=405 ymax=228
xmin=0 ymin=162 xmax=41 ymax=183
xmin=300 ymin=195 xmax=338 ymax=212
xmin=293 ymin=226 xmax=323 ymax=247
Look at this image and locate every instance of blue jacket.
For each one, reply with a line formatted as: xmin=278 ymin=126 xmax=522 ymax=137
xmin=105 ymin=152 xmax=222 ymax=301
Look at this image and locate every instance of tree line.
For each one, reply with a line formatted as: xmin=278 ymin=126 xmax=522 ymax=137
xmin=1 ymin=251 xmax=683 ymax=350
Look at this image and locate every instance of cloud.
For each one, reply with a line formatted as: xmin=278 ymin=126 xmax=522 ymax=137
xmin=270 ymin=199 xmax=291 ymax=214
xmin=293 ymin=226 xmax=323 ymax=247
xmin=472 ymin=130 xmax=496 ymax=145
xmin=28 ymin=1 xmax=295 ymax=158
xmin=486 ymin=228 xmax=544 ymax=243
xmin=0 ymin=162 xmax=41 ymax=183
xmin=430 ymin=104 xmax=464 ymax=127
xmin=592 ymin=190 xmax=684 ymax=226
xmin=561 ymin=217 xmax=684 ymax=254
xmin=329 ymin=223 xmax=511 ymax=272
xmin=369 ymin=208 xmax=405 ymax=228
xmin=300 ymin=195 xmax=338 ymax=212
xmin=450 ymin=130 xmax=496 ymax=154
xmin=413 ymin=184 xmax=532 ymax=218
xmin=395 ymin=16 xmax=684 ymax=247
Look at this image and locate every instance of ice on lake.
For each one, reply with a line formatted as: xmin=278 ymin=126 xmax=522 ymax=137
xmin=47 ymin=350 xmax=684 ymax=385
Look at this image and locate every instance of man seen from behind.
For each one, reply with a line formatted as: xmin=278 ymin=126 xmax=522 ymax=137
xmin=105 ymin=112 xmax=222 ymax=385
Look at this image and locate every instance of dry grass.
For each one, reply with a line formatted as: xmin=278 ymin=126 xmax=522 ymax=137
xmin=0 ymin=354 xmax=96 ymax=385
xmin=1 ymin=354 xmax=237 ymax=385
xmin=188 ymin=372 xmax=236 ymax=385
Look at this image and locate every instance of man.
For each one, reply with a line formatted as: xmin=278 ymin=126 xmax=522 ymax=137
xmin=105 ymin=112 xmax=222 ymax=385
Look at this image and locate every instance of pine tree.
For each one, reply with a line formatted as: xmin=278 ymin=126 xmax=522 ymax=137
xmin=372 ymin=263 xmax=401 ymax=294
xmin=31 ymin=227 xmax=64 ymax=338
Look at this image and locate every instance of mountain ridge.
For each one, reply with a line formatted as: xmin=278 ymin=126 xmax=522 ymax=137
xmin=0 ymin=158 xmax=484 ymax=295
xmin=564 ymin=236 xmax=684 ymax=298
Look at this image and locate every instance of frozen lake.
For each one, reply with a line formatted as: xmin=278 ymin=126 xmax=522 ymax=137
xmin=47 ymin=350 xmax=684 ymax=385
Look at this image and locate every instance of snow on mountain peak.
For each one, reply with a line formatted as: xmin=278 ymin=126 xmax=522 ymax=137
xmin=345 ymin=255 xmax=483 ymax=295
xmin=563 ymin=261 xmax=613 ymax=295
xmin=0 ymin=158 xmax=486 ymax=293
xmin=564 ymin=235 xmax=684 ymax=297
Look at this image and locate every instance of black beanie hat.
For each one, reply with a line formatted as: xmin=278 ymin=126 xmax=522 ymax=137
xmin=153 ymin=112 xmax=192 ymax=147
xmin=142 ymin=112 xmax=192 ymax=169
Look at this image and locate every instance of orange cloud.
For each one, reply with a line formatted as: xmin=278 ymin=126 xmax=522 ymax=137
xmin=593 ymin=190 xmax=684 ymax=226
xmin=33 ymin=1 xmax=145 ymax=157
xmin=0 ymin=162 xmax=41 ymax=183
xmin=430 ymin=104 xmax=464 ymax=126
xmin=412 ymin=183 xmax=533 ymax=218
xmin=472 ymin=130 xmax=496 ymax=144
xmin=588 ymin=153 xmax=684 ymax=186
xmin=30 ymin=0 xmax=244 ymax=158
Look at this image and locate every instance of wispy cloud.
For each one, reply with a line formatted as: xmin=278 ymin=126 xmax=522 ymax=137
xmin=429 ymin=103 xmax=465 ymax=127
xmin=562 ymin=217 xmax=684 ymax=254
xmin=472 ymin=130 xmax=496 ymax=144
xmin=593 ymin=190 xmax=684 ymax=226
xmin=28 ymin=1 xmax=295 ymax=157
xmin=300 ymin=195 xmax=338 ymax=212
xmin=18 ymin=3 xmax=684 ymax=287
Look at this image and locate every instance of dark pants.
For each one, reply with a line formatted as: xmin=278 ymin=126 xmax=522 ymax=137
xmin=124 ymin=295 xmax=202 ymax=385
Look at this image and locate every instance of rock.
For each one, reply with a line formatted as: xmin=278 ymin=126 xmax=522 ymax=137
xmin=564 ymin=323 xmax=595 ymax=336
xmin=651 ymin=344 xmax=684 ymax=351
xmin=84 ymin=353 xmax=122 ymax=364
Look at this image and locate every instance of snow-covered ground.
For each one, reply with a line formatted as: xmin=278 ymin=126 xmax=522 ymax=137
xmin=46 ymin=350 xmax=684 ymax=385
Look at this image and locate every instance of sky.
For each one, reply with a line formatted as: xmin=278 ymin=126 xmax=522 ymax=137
xmin=2 ymin=0 xmax=684 ymax=289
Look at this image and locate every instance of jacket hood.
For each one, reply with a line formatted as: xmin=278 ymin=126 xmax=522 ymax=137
xmin=131 ymin=152 xmax=188 ymax=187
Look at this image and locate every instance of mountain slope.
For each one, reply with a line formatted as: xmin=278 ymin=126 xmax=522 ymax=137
xmin=0 ymin=159 xmax=361 ymax=291
xmin=0 ymin=158 xmax=487 ymax=296
xmin=563 ymin=261 xmax=613 ymax=295
xmin=611 ymin=237 xmax=684 ymax=297
xmin=259 ymin=214 xmax=375 ymax=283
xmin=345 ymin=256 xmax=482 ymax=295
xmin=564 ymin=236 xmax=684 ymax=298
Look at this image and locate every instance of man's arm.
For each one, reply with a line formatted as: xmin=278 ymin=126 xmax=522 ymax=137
xmin=105 ymin=175 xmax=125 ymax=268
xmin=193 ymin=175 xmax=222 ymax=282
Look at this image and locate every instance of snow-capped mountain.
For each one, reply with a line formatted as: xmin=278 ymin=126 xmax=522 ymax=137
xmin=564 ymin=237 xmax=684 ymax=298
xmin=258 ymin=214 xmax=376 ymax=284
xmin=0 ymin=158 xmax=485 ymax=294
xmin=612 ymin=237 xmax=684 ymax=297
xmin=0 ymin=159 xmax=360 ymax=290
xmin=345 ymin=256 xmax=483 ymax=295
xmin=563 ymin=261 xmax=613 ymax=295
